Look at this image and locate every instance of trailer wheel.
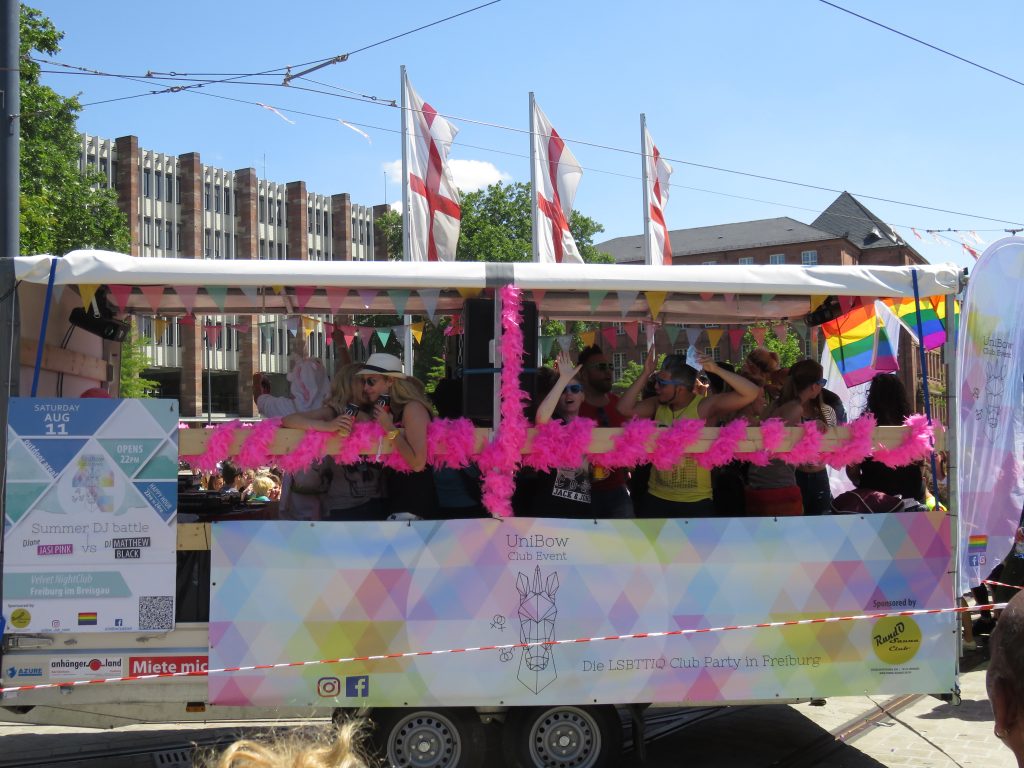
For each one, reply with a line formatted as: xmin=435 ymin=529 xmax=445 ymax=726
xmin=371 ymin=707 xmax=486 ymax=768
xmin=503 ymin=705 xmax=621 ymax=768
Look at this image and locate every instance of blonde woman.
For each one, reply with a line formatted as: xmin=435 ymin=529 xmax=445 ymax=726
xmin=356 ymin=353 xmax=438 ymax=520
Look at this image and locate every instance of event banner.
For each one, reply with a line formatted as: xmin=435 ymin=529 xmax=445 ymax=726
xmin=3 ymin=398 xmax=179 ymax=634
xmin=209 ymin=514 xmax=955 ymax=707
xmin=957 ymin=237 xmax=1024 ymax=593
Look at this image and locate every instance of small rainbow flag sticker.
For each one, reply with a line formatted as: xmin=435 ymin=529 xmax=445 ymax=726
xmin=77 ymin=612 xmax=97 ymax=626
xmin=968 ymin=535 xmax=988 ymax=553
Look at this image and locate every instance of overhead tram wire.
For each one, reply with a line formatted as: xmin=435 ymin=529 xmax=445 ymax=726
xmin=818 ymin=0 xmax=1024 ymax=90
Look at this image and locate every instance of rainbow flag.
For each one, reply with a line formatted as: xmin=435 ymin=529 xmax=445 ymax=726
xmin=883 ymin=297 xmax=946 ymax=350
xmin=822 ymin=304 xmax=878 ymax=386
xmin=871 ymin=315 xmax=898 ymax=372
xmin=77 ymin=612 xmax=97 ymax=626
xmin=932 ymin=295 xmax=960 ymax=343
xmin=968 ymin=535 xmax=988 ymax=553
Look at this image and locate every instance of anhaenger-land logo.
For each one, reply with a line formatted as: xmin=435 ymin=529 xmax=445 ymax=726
xmin=872 ymin=616 xmax=922 ymax=665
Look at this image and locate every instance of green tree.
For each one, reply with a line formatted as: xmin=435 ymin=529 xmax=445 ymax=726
xmin=374 ymin=208 xmax=403 ymax=261
xmin=737 ymin=323 xmax=803 ymax=369
xmin=19 ymin=4 xmax=129 ymax=255
xmin=119 ymin=319 xmax=159 ymax=398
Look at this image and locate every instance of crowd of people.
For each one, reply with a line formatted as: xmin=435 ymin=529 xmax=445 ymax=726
xmin=210 ymin=340 xmax=929 ymax=522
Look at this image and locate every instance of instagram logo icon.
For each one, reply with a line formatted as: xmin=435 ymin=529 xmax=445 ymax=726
xmin=316 ymin=677 xmax=341 ymax=697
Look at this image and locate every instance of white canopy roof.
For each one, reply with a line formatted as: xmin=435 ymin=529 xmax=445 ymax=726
xmin=13 ymin=250 xmax=963 ymax=324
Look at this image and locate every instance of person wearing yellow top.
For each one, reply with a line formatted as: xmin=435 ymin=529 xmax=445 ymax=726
xmin=618 ymin=348 xmax=761 ymax=518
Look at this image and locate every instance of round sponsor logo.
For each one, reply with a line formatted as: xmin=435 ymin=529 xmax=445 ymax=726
xmin=872 ymin=616 xmax=922 ymax=665
xmin=10 ymin=608 xmax=31 ymax=628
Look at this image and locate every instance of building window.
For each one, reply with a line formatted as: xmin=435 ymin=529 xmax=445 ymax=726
xmin=173 ymin=175 xmax=180 ymax=204
xmin=227 ymin=234 xmax=233 ymax=258
xmin=738 ymin=256 xmax=754 ymax=265
xmin=143 ymin=217 xmax=152 ymax=246
xmin=176 ymin=224 xmax=181 ymax=250
xmin=268 ymin=197 xmax=274 ymax=224
xmin=204 ymin=229 xmax=211 ymax=257
xmin=769 ymin=253 xmax=786 ymax=265
xmin=259 ymin=238 xmax=266 ymax=259
xmin=154 ymin=171 xmax=162 ymax=200
xmin=612 ymin=353 xmax=626 ymax=381
xmin=276 ymin=200 xmax=283 ymax=226
xmin=801 ymin=249 xmax=818 ymax=266
xmin=214 ymin=184 xmax=222 ymax=214
xmin=704 ymin=346 xmax=721 ymax=361
xmin=224 ymin=188 xmax=231 ymax=215
xmin=308 ymin=207 xmax=313 ymax=233
xmin=702 ymin=260 xmax=717 ymax=265
xmin=143 ymin=169 xmax=151 ymax=197
xmin=204 ymin=182 xmax=211 ymax=211
xmin=277 ymin=243 xmax=283 ymax=260
xmin=215 ymin=232 xmax=222 ymax=259
xmin=155 ymin=218 xmax=163 ymax=248
xmin=259 ymin=195 xmax=266 ymax=223
xmin=165 ymin=221 xmax=173 ymax=251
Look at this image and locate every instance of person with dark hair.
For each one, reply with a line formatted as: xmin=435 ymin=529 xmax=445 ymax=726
xmin=618 ymin=347 xmax=760 ymax=517
xmin=775 ymin=359 xmax=837 ymax=515
xmin=820 ymin=387 xmax=848 ymax=424
xmin=429 ymin=378 xmax=486 ymax=518
xmin=576 ymin=345 xmax=632 ymax=518
xmin=846 ymin=373 xmax=925 ymax=503
xmin=988 ymin=589 xmax=1024 ymax=764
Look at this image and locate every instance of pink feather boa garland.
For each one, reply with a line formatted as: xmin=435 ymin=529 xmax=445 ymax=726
xmin=821 ymin=414 xmax=876 ymax=469
xmin=334 ymin=421 xmax=385 ymax=466
xmin=479 ymin=285 xmax=529 ymax=517
xmin=526 ymin=418 xmax=596 ymax=472
xmin=594 ymin=418 xmax=658 ymax=470
xmin=235 ymin=418 xmax=282 ymax=470
xmin=873 ymin=413 xmax=935 ymax=468
xmin=427 ymin=418 xmax=477 ymax=470
xmin=185 ymin=419 xmax=242 ymax=473
xmin=276 ymin=430 xmax=330 ymax=474
xmin=696 ymin=418 xmax=748 ymax=469
xmin=737 ymin=417 xmax=787 ymax=467
xmin=775 ymin=420 xmax=823 ymax=466
xmin=651 ymin=418 xmax=704 ymax=471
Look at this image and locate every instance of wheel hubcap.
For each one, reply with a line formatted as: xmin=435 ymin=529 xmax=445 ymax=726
xmin=388 ymin=711 xmax=461 ymax=768
xmin=528 ymin=707 xmax=602 ymax=768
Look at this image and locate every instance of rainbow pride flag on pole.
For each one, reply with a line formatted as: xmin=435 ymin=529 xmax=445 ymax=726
xmin=822 ymin=303 xmax=878 ymax=387
xmin=882 ymin=297 xmax=946 ymax=350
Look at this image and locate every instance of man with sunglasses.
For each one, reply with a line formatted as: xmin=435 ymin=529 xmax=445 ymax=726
xmin=618 ymin=347 xmax=760 ymax=518
xmin=576 ymin=345 xmax=633 ymax=518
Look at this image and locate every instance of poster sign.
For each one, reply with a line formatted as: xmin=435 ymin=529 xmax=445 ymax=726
xmin=956 ymin=237 xmax=1024 ymax=593
xmin=209 ymin=515 xmax=955 ymax=707
xmin=3 ymin=398 xmax=179 ymax=633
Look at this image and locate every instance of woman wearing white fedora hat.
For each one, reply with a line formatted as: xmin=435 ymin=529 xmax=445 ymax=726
xmin=357 ymin=353 xmax=439 ymax=520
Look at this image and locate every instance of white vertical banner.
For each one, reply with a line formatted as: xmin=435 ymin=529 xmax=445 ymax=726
xmin=957 ymin=237 xmax=1024 ymax=593
xmin=530 ymin=96 xmax=583 ymax=263
xmin=402 ymin=67 xmax=461 ymax=262
xmin=641 ymin=115 xmax=673 ymax=266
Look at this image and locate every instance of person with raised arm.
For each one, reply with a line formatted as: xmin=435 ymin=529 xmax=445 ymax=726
xmin=617 ymin=346 xmax=760 ymax=517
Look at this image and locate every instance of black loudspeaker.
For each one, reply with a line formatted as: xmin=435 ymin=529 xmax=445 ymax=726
xmin=803 ymin=296 xmax=843 ymax=327
xmin=462 ymin=297 xmax=538 ymax=426
xmin=69 ymin=307 xmax=130 ymax=342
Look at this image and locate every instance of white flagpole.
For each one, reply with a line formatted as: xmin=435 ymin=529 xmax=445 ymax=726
xmin=529 ymin=91 xmax=540 ymax=263
xmin=399 ymin=66 xmax=413 ymax=370
xmin=640 ymin=113 xmax=653 ymax=268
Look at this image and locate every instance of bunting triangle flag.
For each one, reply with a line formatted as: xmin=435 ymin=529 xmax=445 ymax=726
xmin=678 ymin=326 xmax=692 ymax=345
xmin=580 ymin=330 xmax=596 ymax=347
xmin=357 ymin=290 xmax=377 ymax=309
xmin=556 ymin=334 xmax=573 ymax=352
xmin=761 ymin=294 xmax=775 ymax=303
xmin=624 ymin=321 xmax=639 ymax=345
xmin=750 ymin=326 xmax=767 ymax=346
xmin=773 ymin=323 xmax=788 ymax=343
xmin=294 ymin=286 xmax=315 ymax=311
xmin=325 ymin=287 xmax=347 ymax=314
xmin=722 ymin=293 xmax=734 ymax=303
xmin=664 ymin=325 xmax=682 ymax=346
xmin=175 ymin=285 xmax=199 ymax=315
xmin=410 ymin=322 xmax=424 ymax=344
xmin=838 ymin=295 xmax=856 ymax=314
xmin=376 ymin=328 xmax=392 ymax=347
xmin=706 ymin=329 xmax=723 ymax=349
xmin=153 ymin=318 xmax=168 ymax=340
xmin=617 ymin=290 xmax=638 ymax=317
xmin=139 ymin=285 xmax=165 ymax=313
xmin=178 ymin=314 xmax=195 ymax=327
xmin=239 ymin=285 xmax=260 ymax=303
xmin=323 ymin=321 xmax=334 ymax=337
xmin=302 ymin=317 xmax=316 ymax=337
xmin=794 ymin=323 xmax=808 ymax=341
xmin=539 ymin=336 xmax=555 ymax=359
xmin=457 ymin=287 xmax=482 ymax=299
xmin=728 ymin=328 xmax=745 ymax=350
xmin=272 ymin=285 xmax=284 ymax=294
xmin=78 ymin=284 xmax=100 ymax=312
xmin=644 ymin=291 xmax=667 ymax=319
xmin=107 ymin=284 xmax=132 ymax=311
xmin=204 ymin=325 xmax=221 ymax=347
xmin=285 ymin=317 xmax=300 ymax=336
xmin=388 ymin=289 xmax=411 ymax=316
xmin=533 ymin=289 xmax=546 ymax=307
xmin=418 ymin=289 xmax=440 ymax=321
xmin=341 ymin=326 xmax=356 ymax=348
xmin=601 ymin=327 xmax=618 ymax=350
xmin=699 ymin=292 xmax=713 ymax=301
xmin=206 ymin=285 xmax=228 ymax=312
xmin=809 ymin=295 xmax=828 ymax=311
xmin=233 ymin=322 xmax=251 ymax=334
xmin=588 ymin=290 xmax=608 ymax=313
xmin=357 ymin=326 xmax=374 ymax=349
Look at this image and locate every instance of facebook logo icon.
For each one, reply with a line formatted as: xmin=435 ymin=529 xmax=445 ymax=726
xmin=345 ymin=675 xmax=369 ymax=697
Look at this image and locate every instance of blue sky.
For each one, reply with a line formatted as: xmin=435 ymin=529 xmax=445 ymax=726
xmin=30 ymin=0 xmax=1024 ymax=270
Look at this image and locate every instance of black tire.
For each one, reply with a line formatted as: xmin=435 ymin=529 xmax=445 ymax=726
xmin=502 ymin=705 xmax=622 ymax=768
xmin=370 ymin=707 xmax=486 ymax=768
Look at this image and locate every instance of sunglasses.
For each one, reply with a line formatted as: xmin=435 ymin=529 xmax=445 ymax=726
xmin=563 ymin=383 xmax=584 ymax=394
xmin=653 ymin=377 xmax=687 ymax=388
xmin=361 ymin=377 xmax=382 ymax=387
xmin=586 ymin=362 xmax=613 ymax=371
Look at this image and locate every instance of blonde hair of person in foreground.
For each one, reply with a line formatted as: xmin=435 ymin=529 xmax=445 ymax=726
xmin=203 ymin=721 xmax=369 ymax=768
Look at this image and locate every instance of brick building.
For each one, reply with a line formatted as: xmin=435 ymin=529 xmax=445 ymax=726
xmin=597 ymin=192 xmax=947 ymax=421
xmin=79 ymin=133 xmax=380 ymax=418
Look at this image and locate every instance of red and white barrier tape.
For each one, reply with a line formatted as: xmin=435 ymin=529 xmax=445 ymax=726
xmin=983 ymin=579 xmax=1024 ymax=591
xmin=1 ymin=603 xmax=1000 ymax=694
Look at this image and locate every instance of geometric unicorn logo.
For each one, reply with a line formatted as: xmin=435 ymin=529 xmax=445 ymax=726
xmin=516 ymin=566 xmax=559 ymax=694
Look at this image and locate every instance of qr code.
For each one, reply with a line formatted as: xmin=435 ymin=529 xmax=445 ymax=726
xmin=138 ymin=596 xmax=174 ymax=630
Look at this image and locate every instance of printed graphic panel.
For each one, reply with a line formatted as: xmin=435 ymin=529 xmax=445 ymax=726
xmin=3 ymin=398 xmax=178 ymax=634
xmin=209 ymin=514 xmax=955 ymax=707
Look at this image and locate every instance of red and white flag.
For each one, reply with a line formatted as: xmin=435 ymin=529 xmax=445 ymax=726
xmin=642 ymin=118 xmax=673 ymax=265
xmin=403 ymin=70 xmax=461 ymax=261
xmin=531 ymin=96 xmax=583 ymax=263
